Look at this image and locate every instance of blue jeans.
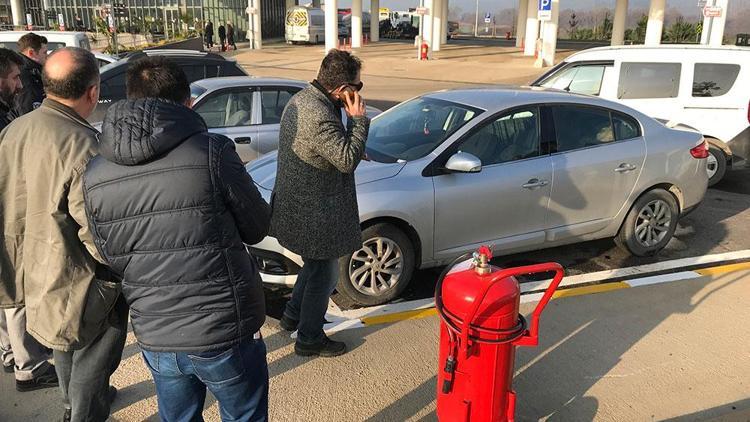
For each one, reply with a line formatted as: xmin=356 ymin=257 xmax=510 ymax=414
xmin=283 ymin=257 xmax=339 ymax=344
xmin=141 ymin=338 xmax=268 ymax=422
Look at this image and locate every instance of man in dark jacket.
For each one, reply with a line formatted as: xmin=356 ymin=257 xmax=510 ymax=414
xmin=272 ymin=49 xmax=369 ymax=357
xmin=227 ymin=21 xmax=236 ymax=50
xmin=83 ymin=57 xmax=271 ymax=421
xmin=14 ymin=33 xmax=47 ymax=117
xmin=204 ymin=20 xmax=214 ymax=49
xmin=0 ymin=48 xmax=23 ymax=131
xmin=218 ymin=24 xmax=227 ymax=51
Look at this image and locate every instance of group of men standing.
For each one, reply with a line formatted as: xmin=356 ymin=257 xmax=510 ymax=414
xmin=204 ymin=20 xmax=238 ymax=51
xmin=0 ymin=28 xmax=370 ymax=422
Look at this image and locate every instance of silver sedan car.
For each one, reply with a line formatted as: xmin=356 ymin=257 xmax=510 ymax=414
xmin=190 ymin=76 xmax=381 ymax=163
xmin=247 ymin=87 xmax=708 ymax=307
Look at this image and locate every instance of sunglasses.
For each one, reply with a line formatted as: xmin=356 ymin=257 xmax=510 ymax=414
xmin=344 ymin=82 xmax=364 ymax=92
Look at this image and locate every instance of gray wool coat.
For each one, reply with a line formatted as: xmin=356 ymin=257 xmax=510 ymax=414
xmin=270 ymin=84 xmax=371 ymax=259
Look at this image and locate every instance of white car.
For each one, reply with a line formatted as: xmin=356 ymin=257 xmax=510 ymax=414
xmin=0 ymin=31 xmax=91 ymax=51
xmin=191 ymin=76 xmax=382 ymax=163
xmin=532 ymin=45 xmax=750 ymax=186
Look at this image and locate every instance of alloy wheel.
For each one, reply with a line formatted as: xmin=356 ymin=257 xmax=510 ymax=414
xmin=706 ymin=152 xmax=719 ymax=180
xmin=348 ymin=237 xmax=404 ymax=296
xmin=635 ymin=199 xmax=672 ymax=248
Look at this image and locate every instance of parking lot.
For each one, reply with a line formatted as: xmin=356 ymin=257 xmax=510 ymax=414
xmin=2 ymin=40 xmax=750 ymax=421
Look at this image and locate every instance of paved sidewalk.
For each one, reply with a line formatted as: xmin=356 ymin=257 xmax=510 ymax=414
xmin=1 ymin=270 xmax=748 ymax=421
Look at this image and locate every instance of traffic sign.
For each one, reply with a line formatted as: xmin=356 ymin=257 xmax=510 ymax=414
xmin=484 ymin=13 xmax=491 ymax=24
xmin=703 ymin=6 xmax=722 ymax=17
xmin=58 ymin=13 xmax=65 ymax=31
xmin=415 ymin=7 xmax=429 ymax=15
xmin=538 ymin=0 xmax=552 ymax=21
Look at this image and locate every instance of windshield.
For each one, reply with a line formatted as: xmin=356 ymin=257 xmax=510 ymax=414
xmin=190 ymin=84 xmax=208 ymax=101
xmin=365 ymin=97 xmax=481 ymax=163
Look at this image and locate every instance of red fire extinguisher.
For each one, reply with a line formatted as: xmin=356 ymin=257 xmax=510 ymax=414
xmin=420 ymin=41 xmax=429 ymax=60
xmin=436 ymin=246 xmax=564 ymax=422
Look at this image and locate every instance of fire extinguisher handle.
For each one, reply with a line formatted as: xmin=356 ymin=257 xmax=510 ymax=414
xmin=512 ymin=262 xmax=565 ymax=347
xmin=459 ymin=262 xmax=564 ymax=354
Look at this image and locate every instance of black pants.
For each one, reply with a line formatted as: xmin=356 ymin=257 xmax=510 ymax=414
xmin=53 ymin=297 xmax=128 ymax=422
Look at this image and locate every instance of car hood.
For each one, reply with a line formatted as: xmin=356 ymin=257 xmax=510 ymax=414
xmin=247 ymin=152 xmax=406 ymax=191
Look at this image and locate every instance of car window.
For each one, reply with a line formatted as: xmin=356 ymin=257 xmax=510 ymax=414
xmin=260 ymin=87 xmax=300 ymax=125
xmin=612 ymin=113 xmax=641 ymax=141
xmin=692 ymin=63 xmax=741 ymax=97
xmin=220 ymin=63 xmax=247 ymax=77
xmin=365 ymin=97 xmax=481 ymax=163
xmin=194 ymin=89 xmax=253 ymax=128
xmin=99 ymin=72 xmax=127 ymax=101
xmin=540 ymin=65 xmax=606 ymax=95
xmin=182 ymin=65 xmax=207 ymax=82
xmin=553 ymin=105 xmax=615 ymax=152
xmin=618 ymin=62 xmax=681 ymax=99
xmin=459 ymin=108 xmax=540 ymax=166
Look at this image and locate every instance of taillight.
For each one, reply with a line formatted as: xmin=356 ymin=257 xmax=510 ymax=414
xmin=690 ymin=140 xmax=709 ymax=159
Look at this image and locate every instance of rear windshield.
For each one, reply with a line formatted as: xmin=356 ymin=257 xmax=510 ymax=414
xmin=190 ymin=84 xmax=208 ymax=101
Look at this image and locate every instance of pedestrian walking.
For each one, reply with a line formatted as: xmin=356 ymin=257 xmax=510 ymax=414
xmin=205 ymin=20 xmax=214 ymax=50
xmin=0 ymin=47 xmax=126 ymax=422
xmin=218 ymin=23 xmax=227 ymax=51
xmin=15 ymin=33 xmax=47 ymax=116
xmin=273 ymin=50 xmax=369 ymax=357
xmin=82 ymin=57 xmax=271 ymax=421
xmin=227 ymin=21 xmax=237 ymax=50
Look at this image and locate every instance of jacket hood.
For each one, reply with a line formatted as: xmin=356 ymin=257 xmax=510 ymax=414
xmin=99 ymin=98 xmax=207 ymax=165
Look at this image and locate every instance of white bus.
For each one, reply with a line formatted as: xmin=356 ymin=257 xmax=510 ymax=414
xmin=285 ymin=6 xmax=325 ymax=44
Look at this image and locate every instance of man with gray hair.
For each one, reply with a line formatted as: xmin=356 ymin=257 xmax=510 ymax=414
xmin=0 ymin=47 xmax=126 ymax=422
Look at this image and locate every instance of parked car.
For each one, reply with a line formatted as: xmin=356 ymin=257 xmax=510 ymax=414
xmin=285 ymin=6 xmax=326 ymax=44
xmin=92 ymin=49 xmax=247 ymax=123
xmin=246 ymin=87 xmax=708 ymax=307
xmin=0 ymin=31 xmax=91 ymax=52
xmin=93 ymin=51 xmax=117 ymax=67
xmin=190 ymin=76 xmax=382 ymax=163
xmin=531 ymin=45 xmax=750 ymax=186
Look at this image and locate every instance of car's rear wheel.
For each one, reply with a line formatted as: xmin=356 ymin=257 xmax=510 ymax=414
xmin=706 ymin=142 xmax=727 ymax=187
xmin=616 ymin=189 xmax=679 ymax=257
xmin=333 ymin=223 xmax=416 ymax=308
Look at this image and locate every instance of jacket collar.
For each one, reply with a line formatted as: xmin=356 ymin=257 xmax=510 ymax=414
xmin=311 ymin=80 xmax=342 ymax=110
xmin=20 ymin=54 xmax=42 ymax=74
xmin=41 ymin=98 xmax=97 ymax=132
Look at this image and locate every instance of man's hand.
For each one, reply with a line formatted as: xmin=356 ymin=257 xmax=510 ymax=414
xmin=342 ymin=90 xmax=366 ymax=118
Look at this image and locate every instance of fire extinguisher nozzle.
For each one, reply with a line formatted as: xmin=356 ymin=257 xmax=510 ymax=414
xmin=441 ymin=379 xmax=452 ymax=394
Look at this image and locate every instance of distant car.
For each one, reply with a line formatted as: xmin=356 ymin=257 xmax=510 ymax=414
xmin=531 ymin=45 xmax=750 ymax=186
xmin=92 ymin=49 xmax=247 ymax=123
xmin=0 ymin=31 xmax=91 ymax=52
xmin=190 ymin=76 xmax=382 ymax=163
xmin=93 ymin=52 xmax=117 ymax=68
xmin=247 ymin=87 xmax=708 ymax=307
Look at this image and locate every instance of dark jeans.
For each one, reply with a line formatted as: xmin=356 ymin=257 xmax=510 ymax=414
xmin=141 ymin=337 xmax=269 ymax=422
xmin=54 ymin=297 xmax=128 ymax=422
xmin=283 ymin=257 xmax=339 ymax=344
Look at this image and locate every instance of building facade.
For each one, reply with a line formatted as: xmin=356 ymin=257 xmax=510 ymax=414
xmin=15 ymin=0 xmax=283 ymax=39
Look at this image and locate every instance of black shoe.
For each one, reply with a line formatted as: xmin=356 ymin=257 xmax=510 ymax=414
xmin=279 ymin=315 xmax=299 ymax=332
xmin=108 ymin=385 xmax=118 ymax=404
xmin=3 ymin=359 xmax=13 ymax=373
xmin=16 ymin=364 xmax=59 ymax=392
xmin=295 ymin=337 xmax=347 ymax=358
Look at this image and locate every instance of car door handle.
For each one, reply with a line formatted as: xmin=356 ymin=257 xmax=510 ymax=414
xmin=235 ymin=137 xmax=252 ymax=144
xmin=522 ymin=179 xmax=549 ymax=189
xmin=614 ymin=163 xmax=637 ymax=173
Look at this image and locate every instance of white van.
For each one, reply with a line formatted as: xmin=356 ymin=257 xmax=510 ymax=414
xmin=285 ymin=7 xmax=325 ymax=44
xmin=0 ymin=31 xmax=91 ymax=52
xmin=532 ymin=45 xmax=750 ymax=185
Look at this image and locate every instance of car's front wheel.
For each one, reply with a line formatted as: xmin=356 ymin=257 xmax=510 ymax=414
xmin=616 ymin=189 xmax=679 ymax=257
xmin=333 ymin=223 xmax=416 ymax=308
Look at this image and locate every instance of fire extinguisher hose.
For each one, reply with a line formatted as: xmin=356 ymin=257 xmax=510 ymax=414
xmin=434 ymin=252 xmax=528 ymax=345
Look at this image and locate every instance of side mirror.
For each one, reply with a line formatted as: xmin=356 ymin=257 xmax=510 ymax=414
xmin=444 ymin=152 xmax=482 ymax=173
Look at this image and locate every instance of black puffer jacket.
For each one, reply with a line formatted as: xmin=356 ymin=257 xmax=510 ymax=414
xmin=13 ymin=55 xmax=44 ymax=117
xmin=83 ymin=98 xmax=270 ymax=352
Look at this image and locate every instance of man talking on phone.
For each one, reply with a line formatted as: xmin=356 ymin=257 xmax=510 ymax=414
xmin=271 ymin=49 xmax=369 ymax=358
